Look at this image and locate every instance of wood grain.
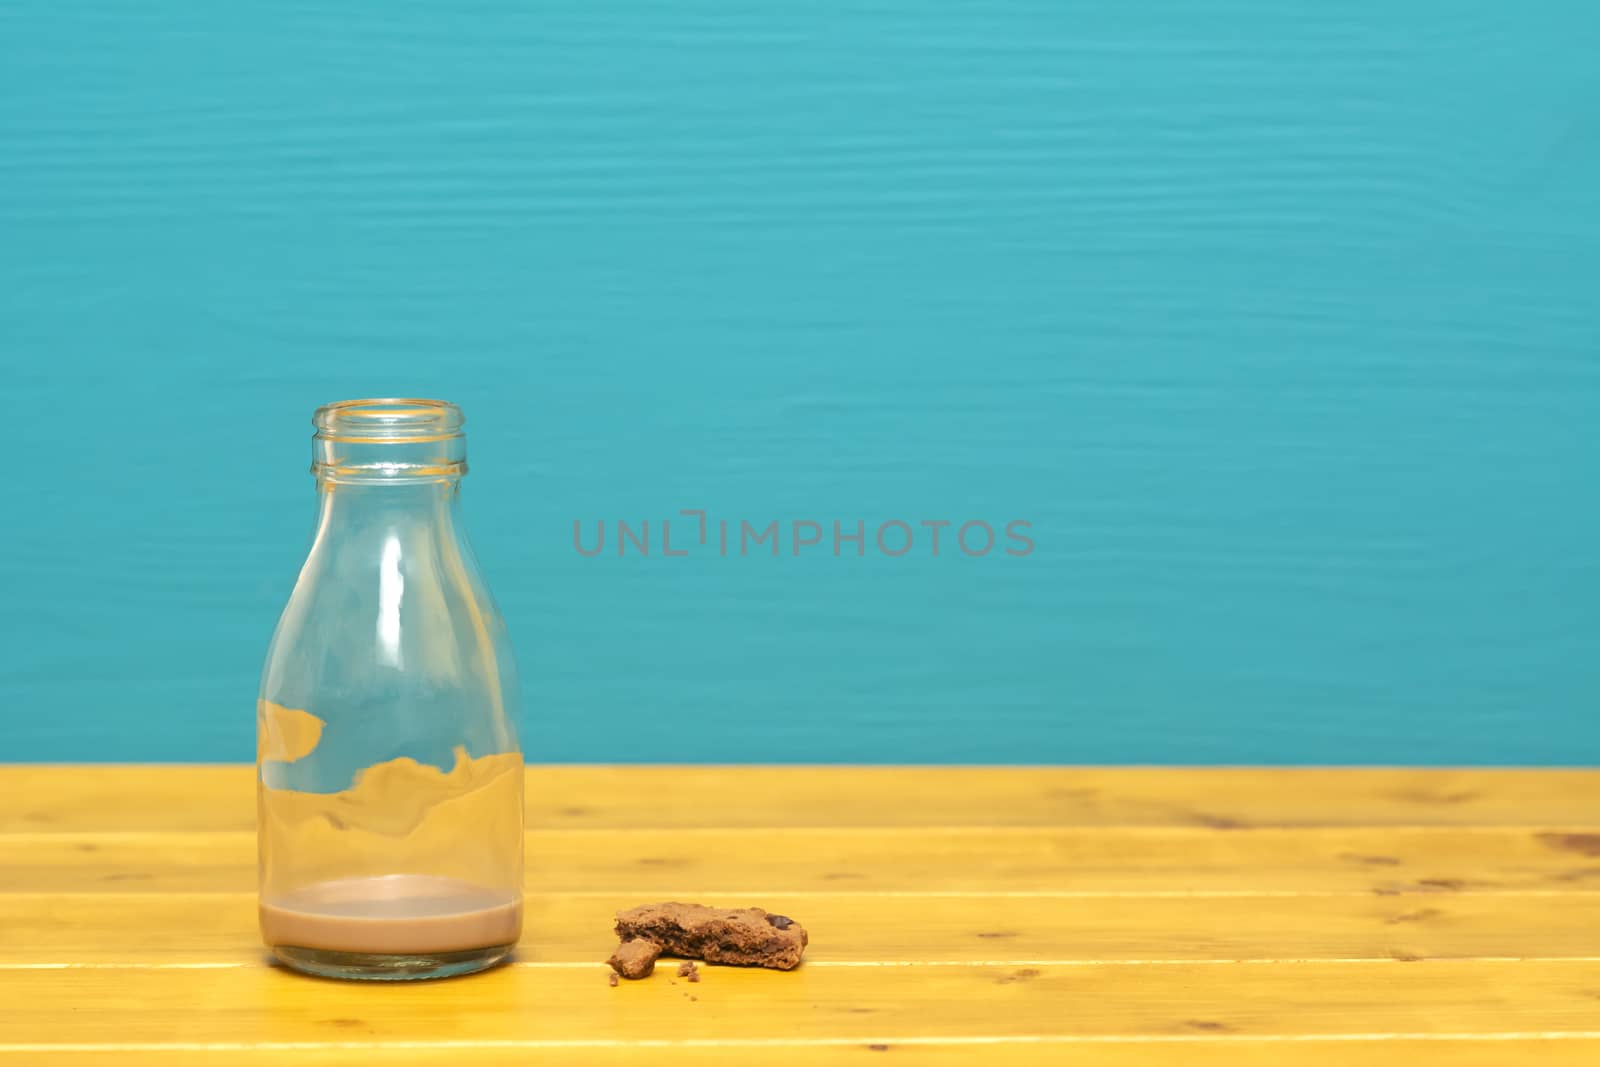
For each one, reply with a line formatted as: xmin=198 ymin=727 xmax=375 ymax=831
xmin=3 ymin=826 xmax=1598 ymax=894
xmin=4 ymin=766 xmax=1598 ymax=832
xmin=2 ymin=961 xmax=1599 ymax=1045
xmin=2 ymin=765 xmax=1598 ymax=1063
xmin=12 ymin=1041 xmax=1600 ymax=1067
xmin=4 ymin=891 xmax=1600 ymax=965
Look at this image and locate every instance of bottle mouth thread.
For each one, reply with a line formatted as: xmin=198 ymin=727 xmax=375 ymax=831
xmin=314 ymin=398 xmax=464 ymax=443
xmin=312 ymin=398 xmax=467 ymax=481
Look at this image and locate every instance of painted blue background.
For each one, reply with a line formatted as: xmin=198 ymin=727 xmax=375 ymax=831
xmin=2 ymin=2 xmax=1596 ymax=764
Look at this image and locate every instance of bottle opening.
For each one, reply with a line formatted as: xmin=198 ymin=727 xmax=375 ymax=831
xmin=312 ymin=398 xmax=467 ymax=482
xmin=314 ymin=398 xmax=464 ymax=443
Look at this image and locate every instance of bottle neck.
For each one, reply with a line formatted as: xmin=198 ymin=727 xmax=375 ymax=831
xmin=307 ymin=398 xmax=470 ymax=539
xmin=311 ymin=398 xmax=467 ymax=486
xmin=314 ymin=477 xmax=462 ymax=530
xmin=313 ymin=438 xmax=467 ymax=485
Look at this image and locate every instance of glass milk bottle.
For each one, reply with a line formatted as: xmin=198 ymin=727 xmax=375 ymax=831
xmin=257 ymin=399 xmax=523 ymax=980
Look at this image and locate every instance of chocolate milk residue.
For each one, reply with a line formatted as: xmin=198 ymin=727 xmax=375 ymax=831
xmin=259 ymin=874 xmax=521 ymax=954
xmin=259 ymin=702 xmax=524 ymax=954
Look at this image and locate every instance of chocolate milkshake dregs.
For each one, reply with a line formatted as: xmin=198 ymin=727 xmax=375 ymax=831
xmin=256 ymin=400 xmax=524 ymax=981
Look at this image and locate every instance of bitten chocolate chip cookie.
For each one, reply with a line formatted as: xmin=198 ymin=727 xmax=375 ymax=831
xmin=614 ymin=902 xmax=808 ymax=970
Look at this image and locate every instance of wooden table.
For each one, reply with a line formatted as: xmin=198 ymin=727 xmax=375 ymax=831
xmin=1 ymin=766 xmax=1597 ymax=1064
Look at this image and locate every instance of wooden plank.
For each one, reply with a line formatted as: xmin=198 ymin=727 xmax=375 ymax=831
xmin=5 ymin=769 xmax=1595 ymax=1063
xmin=0 ymin=961 xmax=1597 ymax=1047
xmin=5 ymin=890 xmax=1600 ymax=966
xmin=12 ymin=1041 xmax=1600 ymax=1067
xmin=4 ymin=767 xmax=1599 ymax=833
xmin=2 ymin=827 xmax=1597 ymax=894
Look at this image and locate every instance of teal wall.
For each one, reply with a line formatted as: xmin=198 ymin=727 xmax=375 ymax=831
xmin=2 ymin=3 xmax=1596 ymax=764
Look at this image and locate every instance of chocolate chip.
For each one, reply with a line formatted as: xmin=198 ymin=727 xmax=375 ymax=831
xmin=766 ymin=914 xmax=794 ymax=930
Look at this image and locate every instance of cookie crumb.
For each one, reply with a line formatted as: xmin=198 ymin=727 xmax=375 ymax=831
xmin=677 ymin=961 xmax=700 ymax=982
xmin=607 ymin=972 xmax=619 ymax=987
xmin=607 ymin=938 xmax=663 ymax=980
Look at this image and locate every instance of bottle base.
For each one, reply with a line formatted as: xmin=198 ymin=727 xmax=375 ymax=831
xmin=269 ymin=942 xmax=515 ymax=981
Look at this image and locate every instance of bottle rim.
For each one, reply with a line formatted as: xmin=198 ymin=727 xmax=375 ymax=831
xmin=313 ymin=398 xmax=464 ymax=444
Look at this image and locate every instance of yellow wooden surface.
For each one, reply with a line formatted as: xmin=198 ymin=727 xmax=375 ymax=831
xmin=6 ymin=765 xmax=1600 ymax=830
xmin=0 ymin=767 xmax=1597 ymax=1065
